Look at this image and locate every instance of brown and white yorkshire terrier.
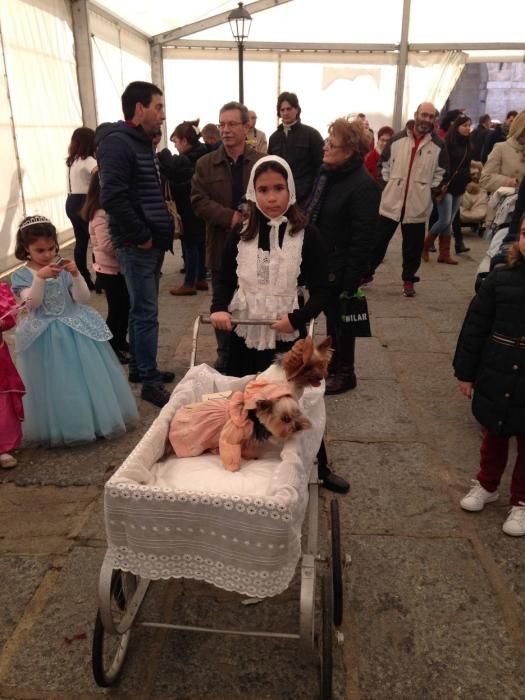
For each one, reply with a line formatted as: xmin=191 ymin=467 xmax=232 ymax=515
xmin=169 ymin=379 xmax=311 ymax=472
xmin=258 ymin=336 xmax=333 ymax=398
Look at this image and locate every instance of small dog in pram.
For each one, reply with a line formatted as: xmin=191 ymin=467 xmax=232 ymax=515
xmin=168 ymin=336 xmax=333 ymax=472
xmin=169 ymin=377 xmax=311 ymax=472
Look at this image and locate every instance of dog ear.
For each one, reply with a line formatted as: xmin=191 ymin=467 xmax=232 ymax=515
xmin=295 ymin=415 xmax=312 ymax=432
xmin=317 ymin=336 xmax=332 ymax=353
xmin=302 ymin=336 xmax=313 ymax=363
xmin=255 ymin=399 xmax=274 ymax=413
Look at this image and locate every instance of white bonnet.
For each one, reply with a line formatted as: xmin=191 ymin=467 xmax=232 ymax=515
xmin=245 ymin=155 xmax=296 ymax=206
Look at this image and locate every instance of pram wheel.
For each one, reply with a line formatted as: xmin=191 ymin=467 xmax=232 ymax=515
xmin=319 ymin=573 xmax=333 ymax=699
xmin=92 ymin=568 xmax=145 ymax=687
xmin=330 ymin=499 xmax=343 ymax=626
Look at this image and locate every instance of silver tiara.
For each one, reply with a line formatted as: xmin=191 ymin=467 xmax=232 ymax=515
xmin=19 ymin=215 xmax=51 ymax=230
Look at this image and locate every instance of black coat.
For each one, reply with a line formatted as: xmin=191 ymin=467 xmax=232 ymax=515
xmin=311 ymin=156 xmax=381 ymax=295
xmin=96 ymin=122 xmax=173 ymax=251
xmin=268 ymin=121 xmax=325 ymax=205
xmin=453 ymin=263 xmax=525 ymax=436
xmin=445 ymin=136 xmax=471 ymax=196
xmin=158 ymin=142 xmax=207 ymax=245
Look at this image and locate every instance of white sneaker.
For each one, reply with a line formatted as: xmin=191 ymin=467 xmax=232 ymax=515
xmin=460 ymin=480 xmax=499 ymax=511
xmin=502 ymin=502 xmax=525 ymax=536
xmin=0 ymin=453 xmax=17 ymax=469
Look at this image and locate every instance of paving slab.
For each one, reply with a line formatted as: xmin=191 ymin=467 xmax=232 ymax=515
xmin=0 ymin=556 xmax=52 ymax=647
xmin=326 ymin=379 xmax=419 ymax=441
xmin=373 ymin=316 xmax=445 ymax=353
xmin=0 ymin=484 xmax=99 ymax=554
xmin=327 ymin=442 xmax=462 ymax=536
xmin=2 ymin=546 xmax=153 ymax=696
xmin=347 ymin=536 xmax=525 ymax=700
xmin=354 ymin=336 xmax=396 ymax=379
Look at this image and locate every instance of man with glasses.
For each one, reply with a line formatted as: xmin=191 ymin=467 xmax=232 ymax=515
xmin=191 ymin=101 xmax=262 ymax=372
xmin=365 ymin=102 xmax=448 ymax=297
xmin=268 ymin=91 xmax=324 ymax=208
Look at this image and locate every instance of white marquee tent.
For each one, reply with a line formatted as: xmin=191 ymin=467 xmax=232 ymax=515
xmin=1 ymin=0 xmax=524 ymax=274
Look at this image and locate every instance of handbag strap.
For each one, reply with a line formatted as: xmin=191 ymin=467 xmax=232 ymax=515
xmin=444 ymin=145 xmax=469 ymax=188
xmin=164 ymin=180 xmax=173 ymax=201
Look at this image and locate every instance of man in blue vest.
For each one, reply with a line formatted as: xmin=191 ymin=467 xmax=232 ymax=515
xmin=97 ymin=81 xmax=174 ymax=408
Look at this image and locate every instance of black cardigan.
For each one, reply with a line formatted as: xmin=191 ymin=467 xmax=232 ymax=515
xmin=453 ymin=263 xmax=525 ymax=436
xmin=211 ymin=215 xmax=330 ymax=330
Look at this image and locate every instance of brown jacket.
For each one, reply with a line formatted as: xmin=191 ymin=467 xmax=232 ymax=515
xmin=191 ymin=145 xmax=262 ymax=270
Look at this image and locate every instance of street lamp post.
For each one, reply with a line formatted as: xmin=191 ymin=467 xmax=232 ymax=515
xmin=228 ymin=2 xmax=252 ymax=104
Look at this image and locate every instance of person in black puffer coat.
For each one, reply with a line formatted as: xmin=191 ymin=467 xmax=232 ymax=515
xmin=306 ymin=118 xmax=381 ymax=395
xmin=422 ymin=114 xmax=472 ymax=265
xmin=453 ymin=213 xmax=525 ymax=536
xmin=158 ymin=120 xmax=208 ymax=295
xmin=96 ymin=81 xmax=174 ymax=409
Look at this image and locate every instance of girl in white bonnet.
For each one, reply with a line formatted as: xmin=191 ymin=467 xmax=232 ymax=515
xmin=210 ymin=155 xmax=330 ymax=376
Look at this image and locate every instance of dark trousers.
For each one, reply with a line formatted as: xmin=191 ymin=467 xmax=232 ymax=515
xmin=65 ymin=194 xmax=93 ymax=289
xmin=369 ymin=215 xmax=426 ymax=282
xmin=183 ymin=235 xmax=206 ymax=287
xmin=97 ymin=272 xmax=130 ymax=353
xmin=211 ymin=269 xmax=231 ymax=372
xmin=477 ymin=428 xmax=525 ymax=506
xmin=325 ymin=292 xmax=356 ymax=371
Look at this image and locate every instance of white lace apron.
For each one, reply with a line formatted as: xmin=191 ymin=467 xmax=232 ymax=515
xmin=229 ymin=218 xmax=304 ymax=350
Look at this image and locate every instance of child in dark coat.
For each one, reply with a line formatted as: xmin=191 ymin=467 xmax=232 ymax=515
xmin=453 ymin=213 xmax=525 ymax=536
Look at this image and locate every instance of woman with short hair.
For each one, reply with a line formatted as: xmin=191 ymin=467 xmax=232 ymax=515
xmin=306 ymin=118 xmax=381 ymax=395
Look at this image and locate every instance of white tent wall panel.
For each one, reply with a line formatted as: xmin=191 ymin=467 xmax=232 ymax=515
xmin=0 ymin=44 xmax=24 ymax=271
xmin=0 ymin=0 xmax=82 ymax=275
xmin=89 ymin=9 xmax=152 ymax=125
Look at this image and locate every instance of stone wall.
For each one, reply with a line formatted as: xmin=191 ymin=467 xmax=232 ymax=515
xmin=446 ymin=61 xmax=525 ymax=124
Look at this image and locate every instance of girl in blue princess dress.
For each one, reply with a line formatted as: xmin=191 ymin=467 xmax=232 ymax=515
xmin=11 ymin=215 xmax=138 ymax=446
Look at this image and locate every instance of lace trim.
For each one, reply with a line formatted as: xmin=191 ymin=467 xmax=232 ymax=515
xmin=107 ymin=482 xmax=293 ymax=519
xmin=107 ymin=545 xmax=298 ymax=597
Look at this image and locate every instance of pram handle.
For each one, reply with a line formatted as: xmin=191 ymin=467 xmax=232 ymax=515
xmin=190 ymin=315 xmax=315 ymax=368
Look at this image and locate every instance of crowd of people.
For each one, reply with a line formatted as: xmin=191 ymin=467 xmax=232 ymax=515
xmin=1 ymin=79 xmax=525 ymax=530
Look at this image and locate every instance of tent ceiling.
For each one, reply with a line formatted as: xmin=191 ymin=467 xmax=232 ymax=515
xmin=89 ymin=0 xmax=261 ymax=38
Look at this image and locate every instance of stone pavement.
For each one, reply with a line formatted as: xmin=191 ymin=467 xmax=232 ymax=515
xmin=1 ymin=233 xmax=524 ymax=700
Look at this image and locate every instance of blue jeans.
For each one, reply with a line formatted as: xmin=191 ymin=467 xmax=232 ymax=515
xmin=429 ymin=193 xmax=463 ymax=237
xmin=116 ymin=247 xmax=164 ymax=384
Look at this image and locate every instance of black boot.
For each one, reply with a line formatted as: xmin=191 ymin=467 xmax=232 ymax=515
xmin=325 ymin=335 xmax=357 ymax=395
xmin=453 ymin=212 xmax=470 ymax=253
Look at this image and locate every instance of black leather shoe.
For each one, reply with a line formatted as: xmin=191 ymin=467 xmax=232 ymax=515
xmin=129 ymin=370 xmax=175 ymax=384
xmin=325 ymin=372 xmax=357 ymax=395
xmin=320 ymin=470 xmax=350 ymax=494
xmin=455 ymin=244 xmax=470 ymax=254
xmin=140 ymin=383 xmax=170 ymax=408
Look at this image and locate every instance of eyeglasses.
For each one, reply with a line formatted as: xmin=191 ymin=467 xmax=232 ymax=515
xmin=324 ymin=141 xmax=343 ymax=150
xmin=218 ymin=121 xmax=243 ymax=130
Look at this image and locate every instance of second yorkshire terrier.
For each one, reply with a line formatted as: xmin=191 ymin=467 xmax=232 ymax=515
xmin=258 ymin=336 xmax=333 ymax=398
xmin=169 ymin=379 xmax=311 ymax=472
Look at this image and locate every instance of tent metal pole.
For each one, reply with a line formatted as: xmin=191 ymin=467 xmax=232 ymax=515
xmin=71 ymin=0 xmax=97 ymax=128
xmin=393 ymin=0 xmax=411 ymax=131
xmin=150 ymin=44 xmax=167 ymax=148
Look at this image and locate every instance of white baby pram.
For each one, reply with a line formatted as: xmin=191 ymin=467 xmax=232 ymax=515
xmin=92 ymin=317 xmax=346 ymax=699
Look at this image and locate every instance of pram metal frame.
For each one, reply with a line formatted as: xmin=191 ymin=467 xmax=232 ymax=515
xmin=93 ymin=315 xmax=337 ymax=696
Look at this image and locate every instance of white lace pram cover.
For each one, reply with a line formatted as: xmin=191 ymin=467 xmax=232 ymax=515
xmin=104 ymin=364 xmax=325 ymax=597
